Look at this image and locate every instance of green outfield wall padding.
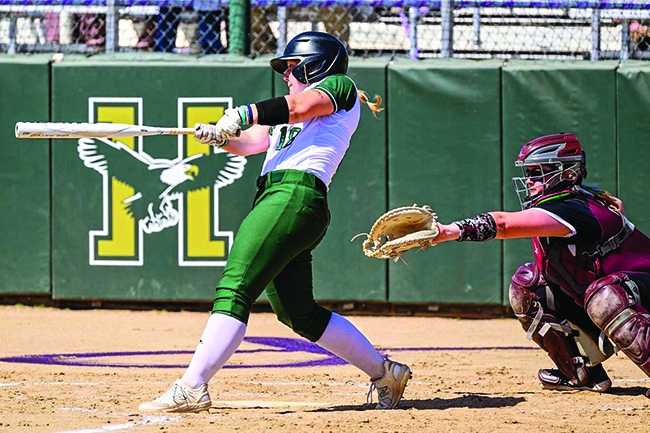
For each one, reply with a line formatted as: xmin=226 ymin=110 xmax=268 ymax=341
xmin=0 ymin=57 xmax=51 ymax=294
xmin=617 ymin=62 xmax=650 ymax=235
xmin=7 ymin=55 xmax=647 ymax=308
xmin=501 ymin=61 xmax=618 ymax=305
xmin=387 ymin=59 xmax=503 ymax=304
xmin=272 ymin=58 xmax=390 ymax=302
xmin=51 ymin=59 xmax=271 ymax=301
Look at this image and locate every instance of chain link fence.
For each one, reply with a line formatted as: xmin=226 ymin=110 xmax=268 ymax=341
xmin=1 ymin=0 xmax=650 ymax=59
xmin=0 ymin=0 xmax=228 ymax=54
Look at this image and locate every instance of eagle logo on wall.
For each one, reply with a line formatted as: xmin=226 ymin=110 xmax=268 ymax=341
xmin=77 ymin=137 xmax=246 ymax=234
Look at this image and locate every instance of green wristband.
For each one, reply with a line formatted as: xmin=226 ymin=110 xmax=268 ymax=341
xmin=238 ymin=106 xmax=248 ymax=125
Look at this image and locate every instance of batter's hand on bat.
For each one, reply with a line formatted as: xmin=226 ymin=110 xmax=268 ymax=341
xmin=215 ymin=108 xmax=243 ymax=140
xmin=194 ymin=123 xmax=225 ymax=146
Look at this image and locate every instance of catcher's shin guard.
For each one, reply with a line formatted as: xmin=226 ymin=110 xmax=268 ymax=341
xmin=509 ymin=263 xmax=589 ymax=386
xmin=585 ymin=273 xmax=650 ymax=377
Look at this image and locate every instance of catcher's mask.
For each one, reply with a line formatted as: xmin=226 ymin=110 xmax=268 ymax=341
xmin=512 ymin=133 xmax=587 ymax=209
xmin=270 ymin=31 xmax=348 ymax=85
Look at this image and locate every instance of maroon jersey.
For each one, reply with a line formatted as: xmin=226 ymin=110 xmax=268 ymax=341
xmin=531 ymin=187 xmax=650 ymax=306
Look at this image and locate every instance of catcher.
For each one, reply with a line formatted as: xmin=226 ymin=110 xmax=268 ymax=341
xmin=367 ymin=133 xmax=650 ymax=393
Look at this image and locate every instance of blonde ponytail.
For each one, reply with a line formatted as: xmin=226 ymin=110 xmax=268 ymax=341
xmin=599 ymin=191 xmax=624 ymax=213
xmin=358 ymin=90 xmax=384 ymax=117
xmin=582 ymin=185 xmax=624 ymax=213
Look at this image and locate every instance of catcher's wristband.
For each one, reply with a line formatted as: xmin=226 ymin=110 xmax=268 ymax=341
xmin=454 ymin=213 xmax=497 ymax=242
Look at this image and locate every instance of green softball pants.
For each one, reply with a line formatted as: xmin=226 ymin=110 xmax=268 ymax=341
xmin=212 ymin=169 xmax=333 ymax=342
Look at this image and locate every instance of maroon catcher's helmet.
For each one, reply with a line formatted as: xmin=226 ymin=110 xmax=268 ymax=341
xmin=512 ymin=133 xmax=587 ymax=209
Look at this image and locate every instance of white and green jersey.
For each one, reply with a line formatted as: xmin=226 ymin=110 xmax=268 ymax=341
xmin=261 ymin=74 xmax=360 ymax=188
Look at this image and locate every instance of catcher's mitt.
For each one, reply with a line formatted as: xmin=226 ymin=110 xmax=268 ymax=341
xmin=352 ymin=204 xmax=439 ymax=262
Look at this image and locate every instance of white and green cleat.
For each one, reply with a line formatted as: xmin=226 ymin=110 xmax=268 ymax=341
xmin=367 ymin=358 xmax=413 ymax=409
xmin=139 ymin=379 xmax=211 ymax=413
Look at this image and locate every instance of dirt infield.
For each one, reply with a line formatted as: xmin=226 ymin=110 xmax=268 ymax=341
xmin=1 ymin=306 xmax=649 ymax=432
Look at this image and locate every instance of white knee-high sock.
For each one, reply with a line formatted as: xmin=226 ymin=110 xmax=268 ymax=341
xmin=181 ymin=313 xmax=247 ymax=388
xmin=316 ymin=312 xmax=385 ymax=380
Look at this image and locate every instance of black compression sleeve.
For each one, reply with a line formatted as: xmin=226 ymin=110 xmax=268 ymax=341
xmin=255 ymin=96 xmax=290 ymax=126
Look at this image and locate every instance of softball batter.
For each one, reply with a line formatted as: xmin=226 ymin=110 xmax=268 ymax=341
xmin=139 ymin=31 xmax=411 ymax=413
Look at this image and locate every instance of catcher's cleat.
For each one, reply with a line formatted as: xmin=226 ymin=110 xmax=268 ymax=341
xmin=367 ymin=358 xmax=412 ymax=409
xmin=138 ymin=379 xmax=211 ymax=413
xmin=538 ymin=364 xmax=612 ymax=393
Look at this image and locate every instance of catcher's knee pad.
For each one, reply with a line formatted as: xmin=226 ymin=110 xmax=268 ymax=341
xmin=509 ymin=263 xmax=589 ymax=385
xmin=509 ymin=262 xmax=546 ymax=316
xmin=585 ymin=273 xmax=650 ymax=377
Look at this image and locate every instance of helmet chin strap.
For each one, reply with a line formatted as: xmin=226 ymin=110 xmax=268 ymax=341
xmin=303 ymin=64 xmax=310 ymax=86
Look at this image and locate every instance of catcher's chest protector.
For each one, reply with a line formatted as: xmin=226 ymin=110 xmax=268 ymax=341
xmin=533 ymin=192 xmax=650 ymax=306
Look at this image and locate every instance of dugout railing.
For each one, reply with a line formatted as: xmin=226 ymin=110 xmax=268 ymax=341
xmin=1 ymin=0 xmax=650 ymax=59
